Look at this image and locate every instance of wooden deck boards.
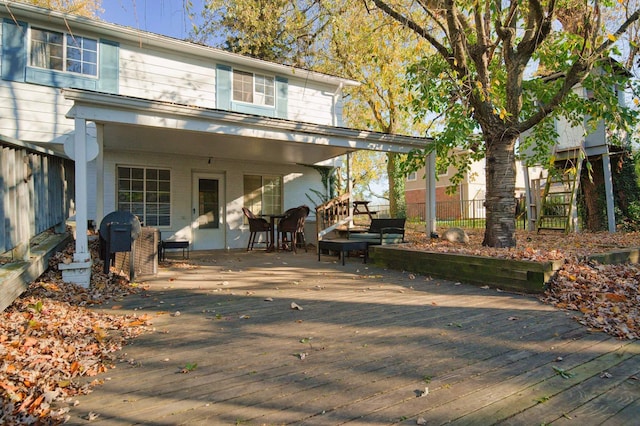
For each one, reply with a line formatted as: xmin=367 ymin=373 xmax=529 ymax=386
xmin=66 ymin=250 xmax=640 ymax=425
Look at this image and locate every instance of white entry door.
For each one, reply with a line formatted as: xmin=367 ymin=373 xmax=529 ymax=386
xmin=191 ymin=173 xmax=225 ymax=250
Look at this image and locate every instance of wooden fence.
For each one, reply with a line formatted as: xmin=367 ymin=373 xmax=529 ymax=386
xmin=1 ymin=135 xmax=75 ymax=255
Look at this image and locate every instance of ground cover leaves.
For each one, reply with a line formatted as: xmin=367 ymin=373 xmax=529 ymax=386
xmin=1 ymin=240 xmax=151 ymax=425
xmin=407 ymin=229 xmax=640 ymax=340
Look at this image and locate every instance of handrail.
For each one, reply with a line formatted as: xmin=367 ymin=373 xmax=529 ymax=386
xmin=315 ymin=192 xmax=351 ymax=241
xmin=318 ymin=217 xmax=352 ymax=239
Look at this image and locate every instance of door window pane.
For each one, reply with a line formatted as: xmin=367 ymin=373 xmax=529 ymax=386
xmin=198 ymin=179 xmax=219 ymax=229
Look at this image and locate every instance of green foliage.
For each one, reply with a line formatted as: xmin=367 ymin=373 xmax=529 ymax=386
xmin=613 ymin=148 xmax=640 ymax=230
xmin=373 ymin=0 xmax=640 ymax=246
xmin=191 ymin=0 xmax=323 ymax=66
xmin=304 ymin=165 xmax=340 ymax=207
xmin=17 ymin=0 xmax=102 ymax=17
xmin=27 ymin=300 xmax=44 ymax=314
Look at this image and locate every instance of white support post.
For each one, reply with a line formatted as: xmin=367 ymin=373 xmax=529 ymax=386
xmin=59 ymin=118 xmax=92 ymax=287
xmin=602 ymin=152 xmax=616 ymax=233
xmin=73 ymin=118 xmax=89 ymax=259
xmin=425 ymin=150 xmax=437 ymax=236
xmin=96 ymin=123 xmax=104 ymax=224
xmin=523 ymin=163 xmax=534 ymax=231
xmin=347 ymin=153 xmax=353 ymax=227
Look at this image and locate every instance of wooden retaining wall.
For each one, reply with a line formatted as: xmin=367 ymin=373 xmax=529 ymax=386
xmin=370 ymin=246 xmax=563 ymax=293
xmin=370 ymin=246 xmax=640 ymax=294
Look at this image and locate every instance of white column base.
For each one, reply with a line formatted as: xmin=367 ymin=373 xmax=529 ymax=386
xmin=59 ymin=260 xmax=93 ymax=288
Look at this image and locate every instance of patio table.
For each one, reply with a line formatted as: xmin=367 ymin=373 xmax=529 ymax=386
xmin=262 ymin=214 xmax=286 ymax=252
xmin=318 ymin=238 xmax=368 ymax=265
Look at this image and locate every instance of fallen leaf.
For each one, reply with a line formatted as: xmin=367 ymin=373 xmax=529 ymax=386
xmin=86 ymin=411 xmax=100 ymax=421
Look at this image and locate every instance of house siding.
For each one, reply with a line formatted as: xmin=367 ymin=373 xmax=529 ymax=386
xmin=287 ymin=79 xmax=338 ymax=125
xmin=0 ymin=82 xmax=74 ymax=142
xmin=119 ymin=44 xmax=216 ymax=108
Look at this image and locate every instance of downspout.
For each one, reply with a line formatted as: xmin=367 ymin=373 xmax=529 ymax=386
xmin=333 ymin=82 xmax=344 ymax=127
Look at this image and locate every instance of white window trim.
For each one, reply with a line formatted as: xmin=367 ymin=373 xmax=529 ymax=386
xmin=116 ymin=165 xmax=172 ymax=228
xmin=28 ymin=26 xmax=99 ymax=78
xmin=232 ymin=69 xmax=276 ymax=107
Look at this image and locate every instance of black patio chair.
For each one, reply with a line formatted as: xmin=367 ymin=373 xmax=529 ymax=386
xmin=278 ymin=205 xmax=310 ymax=253
xmin=242 ymin=207 xmax=271 ymax=251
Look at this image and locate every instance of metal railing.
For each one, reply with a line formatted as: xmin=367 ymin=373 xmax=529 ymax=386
xmin=406 ymin=199 xmax=527 ymax=229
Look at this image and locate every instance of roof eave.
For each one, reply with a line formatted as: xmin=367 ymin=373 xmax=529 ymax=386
xmin=62 ymin=88 xmax=431 ymax=150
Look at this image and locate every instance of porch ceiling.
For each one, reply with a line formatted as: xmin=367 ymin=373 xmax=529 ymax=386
xmin=102 ymin=123 xmax=352 ymax=165
xmin=64 ymin=88 xmax=432 ymax=165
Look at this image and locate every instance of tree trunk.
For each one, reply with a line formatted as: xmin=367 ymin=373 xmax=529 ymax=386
xmin=482 ymin=133 xmax=518 ymax=248
xmin=387 ymin=152 xmax=399 ymax=217
xmin=581 ymin=158 xmax=606 ymax=231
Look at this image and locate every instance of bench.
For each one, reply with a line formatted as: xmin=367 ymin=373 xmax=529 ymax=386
xmin=159 ymin=239 xmax=190 ymax=261
xmin=348 ymin=218 xmax=406 ymax=245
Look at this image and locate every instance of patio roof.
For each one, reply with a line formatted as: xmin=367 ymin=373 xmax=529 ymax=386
xmin=63 ymin=88 xmax=432 ymax=165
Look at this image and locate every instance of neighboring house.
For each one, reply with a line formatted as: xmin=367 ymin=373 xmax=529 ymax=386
xmin=0 ymin=1 xmax=430 ymax=285
xmin=405 ymin=156 xmax=532 ymax=221
xmin=520 ymin=75 xmax=628 ymax=232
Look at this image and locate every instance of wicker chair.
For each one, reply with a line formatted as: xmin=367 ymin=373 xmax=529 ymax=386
xmin=278 ymin=205 xmax=310 ymax=252
xmin=242 ymin=207 xmax=271 ymax=251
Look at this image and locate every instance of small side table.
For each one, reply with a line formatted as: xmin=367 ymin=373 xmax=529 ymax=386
xmin=160 ymin=240 xmax=190 ymax=261
xmin=318 ymin=239 xmax=368 ymax=265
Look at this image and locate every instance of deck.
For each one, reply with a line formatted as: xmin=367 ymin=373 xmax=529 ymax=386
xmin=68 ymin=249 xmax=640 ymax=425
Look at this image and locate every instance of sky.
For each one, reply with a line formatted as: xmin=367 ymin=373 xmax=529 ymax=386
xmin=99 ymin=0 xmax=203 ymax=40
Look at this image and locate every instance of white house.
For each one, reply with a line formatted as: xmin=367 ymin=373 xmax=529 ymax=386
xmin=0 ymin=1 xmax=433 ymax=285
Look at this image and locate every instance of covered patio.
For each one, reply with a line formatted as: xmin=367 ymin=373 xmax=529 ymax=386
xmin=67 ymin=249 xmax=640 ymax=425
xmin=60 ymin=88 xmax=437 ymax=286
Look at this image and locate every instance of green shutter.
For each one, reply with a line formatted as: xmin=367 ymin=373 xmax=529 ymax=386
xmin=216 ymin=64 xmax=232 ymax=110
xmin=97 ymin=39 xmax=119 ymax=93
xmin=276 ymin=76 xmax=288 ymax=119
xmin=2 ymin=19 xmax=27 ymax=82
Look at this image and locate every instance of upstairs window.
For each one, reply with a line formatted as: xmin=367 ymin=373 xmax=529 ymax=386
xmin=233 ymin=70 xmax=275 ymax=106
xmin=30 ymin=28 xmax=98 ymax=76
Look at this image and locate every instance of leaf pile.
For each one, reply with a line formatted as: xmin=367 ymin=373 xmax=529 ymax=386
xmin=542 ymin=261 xmax=640 ymax=339
xmin=407 ymin=229 xmax=640 ymax=262
xmin=407 ymin=229 xmax=640 ymax=340
xmin=1 ymin=239 xmax=151 ymax=424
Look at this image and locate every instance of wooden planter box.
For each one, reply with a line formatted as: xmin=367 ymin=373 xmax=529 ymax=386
xmin=370 ymin=245 xmax=640 ymax=294
xmin=583 ymin=248 xmax=639 ymax=265
xmin=369 ymin=246 xmax=564 ymax=294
